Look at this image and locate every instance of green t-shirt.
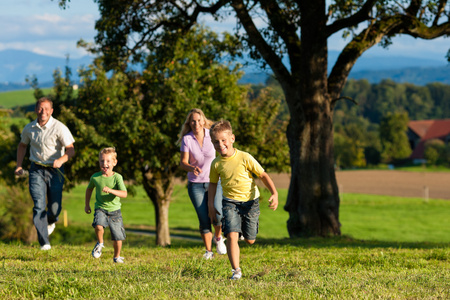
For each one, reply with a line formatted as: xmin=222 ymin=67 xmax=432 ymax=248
xmin=87 ymin=172 xmax=127 ymax=212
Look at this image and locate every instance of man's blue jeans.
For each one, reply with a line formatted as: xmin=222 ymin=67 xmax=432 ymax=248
xmin=29 ymin=162 xmax=64 ymax=246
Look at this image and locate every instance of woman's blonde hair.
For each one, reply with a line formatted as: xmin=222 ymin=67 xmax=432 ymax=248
xmin=177 ymin=108 xmax=214 ymax=144
xmin=99 ymin=147 xmax=117 ymax=161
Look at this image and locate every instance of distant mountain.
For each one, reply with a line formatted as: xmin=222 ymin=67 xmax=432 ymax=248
xmin=240 ymin=51 xmax=449 ymax=85
xmin=0 ymin=49 xmax=93 ymax=90
xmin=0 ymin=49 xmax=448 ymax=91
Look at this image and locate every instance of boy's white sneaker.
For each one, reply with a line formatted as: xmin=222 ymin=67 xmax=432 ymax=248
xmin=113 ymin=256 xmax=124 ymax=263
xmin=214 ymin=236 xmax=227 ymax=255
xmin=92 ymin=242 xmax=104 ymax=258
xmin=231 ymin=268 xmax=242 ymax=280
xmin=40 ymin=244 xmax=51 ymax=251
xmin=202 ymin=250 xmax=214 ymax=260
xmin=47 ymin=223 xmax=56 ymax=235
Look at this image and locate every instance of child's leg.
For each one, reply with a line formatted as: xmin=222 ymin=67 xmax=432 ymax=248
xmin=226 ymin=232 xmax=240 ymax=270
xmin=113 ymin=240 xmax=122 ymax=258
xmin=245 ymin=238 xmax=255 ymax=245
xmin=95 ymin=225 xmax=104 ymax=243
xmin=213 ymin=181 xmax=224 ymax=240
xmin=213 ymin=225 xmax=223 ymax=239
xmin=201 ymin=232 xmax=213 ymax=252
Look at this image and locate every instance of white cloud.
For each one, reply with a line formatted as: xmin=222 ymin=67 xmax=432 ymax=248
xmin=0 ymin=40 xmax=91 ymax=58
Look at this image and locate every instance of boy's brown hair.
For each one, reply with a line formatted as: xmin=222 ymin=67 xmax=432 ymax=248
xmin=210 ymin=120 xmax=233 ymax=138
xmin=99 ymin=147 xmax=117 ymax=161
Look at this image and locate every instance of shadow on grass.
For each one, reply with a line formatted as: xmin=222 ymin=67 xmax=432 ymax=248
xmin=255 ymin=235 xmax=450 ymax=250
xmin=13 ymin=225 xmax=450 ymax=250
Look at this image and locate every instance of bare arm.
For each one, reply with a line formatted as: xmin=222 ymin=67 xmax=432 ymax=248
xmin=102 ymin=186 xmax=128 ymax=198
xmin=85 ymin=188 xmax=94 ymax=214
xmin=259 ymin=172 xmax=278 ymax=211
xmin=14 ymin=142 xmax=28 ymax=175
xmin=53 ymin=144 xmax=75 ymax=168
xmin=208 ymin=182 xmax=219 ymax=223
xmin=179 ymin=151 xmax=202 ymax=176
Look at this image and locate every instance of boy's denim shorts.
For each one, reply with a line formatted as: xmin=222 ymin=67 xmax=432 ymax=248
xmin=92 ymin=208 xmax=126 ymax=241
xmin=222 ymin=198 xmax=260 ymax=240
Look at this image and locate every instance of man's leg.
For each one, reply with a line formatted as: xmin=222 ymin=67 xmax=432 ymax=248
xmin=46 ymin=168 xmax=64 ymax=225
xmin=29 ymin=165 xmax=49 ymax=246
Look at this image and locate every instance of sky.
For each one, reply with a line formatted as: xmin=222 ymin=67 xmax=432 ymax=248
xmin=0 ymin=0 xmax=448 ymax=63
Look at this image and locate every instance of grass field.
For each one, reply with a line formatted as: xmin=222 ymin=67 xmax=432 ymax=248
xmin=59 ymin=184 xmax=450 ymax=243
xmin=1 ymin=185 xmax=450 ymax=298
xmin=0 ymin=88 xmax=52 ymax=109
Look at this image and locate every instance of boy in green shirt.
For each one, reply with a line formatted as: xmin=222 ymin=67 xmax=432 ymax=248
xmin=85 ymin=147 xmax=128 ymax=263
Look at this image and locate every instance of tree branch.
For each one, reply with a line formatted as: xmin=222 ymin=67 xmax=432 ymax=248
xmin=259 ymin=0 xmax=301 ymax=60
xmin=433 ymin=0 xmax=448 ymax=26
xmin=231 ymin=0 xmax=292 ymax=85
xmin=326 ymin=0 xmax=378 ymax=36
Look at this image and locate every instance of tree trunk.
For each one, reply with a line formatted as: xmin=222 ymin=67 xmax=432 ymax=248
xmin=284 ymin=92 xmax=341 ymax=237
xmin=142 ymin=168 xmax=175 ymax=246
xmin=282 ymin=2 xmax=341 ymax=238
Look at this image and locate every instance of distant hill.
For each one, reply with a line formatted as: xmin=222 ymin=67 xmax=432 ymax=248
xmin=0 ymin=49 xmax=93 ymax=91
xmin=240 ymin=50 xmax=449 ymax=85
xmin=0 ymin=49 xmax=448 ymax=91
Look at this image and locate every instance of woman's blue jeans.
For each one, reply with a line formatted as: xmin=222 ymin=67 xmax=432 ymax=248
xmin=187 ymin=181 xmax=223 ymax=234
xmin=29 ymin=162 xmax=64 ymax=246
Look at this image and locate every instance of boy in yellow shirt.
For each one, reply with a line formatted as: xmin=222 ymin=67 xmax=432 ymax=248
xmin=208 ymin=120 xmax=278 ymax=280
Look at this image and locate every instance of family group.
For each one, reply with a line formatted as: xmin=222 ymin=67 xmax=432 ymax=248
xmin=14 ymin=98 xmax=278 ymax=280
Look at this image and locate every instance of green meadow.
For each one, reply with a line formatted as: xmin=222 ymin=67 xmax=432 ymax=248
xmin=1 ymin=184 xmax=449 ymax=299
xmin=0 ymin=89 xmax=47 ymax=109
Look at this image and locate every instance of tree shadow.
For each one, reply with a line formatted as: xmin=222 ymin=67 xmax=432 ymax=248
xmin=253 ymin=235 xmax=450 ymax=250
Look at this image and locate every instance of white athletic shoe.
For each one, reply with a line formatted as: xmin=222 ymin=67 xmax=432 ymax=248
xmin=40 ymin=244 xmax=51 ymax=251
xmin=214 ymin=236 xmax=227 ymax=255
xmin=113 ymin=256 xmax=125 ymax=263
xmin=92 ymin=242 xmax=104 ymax=258
xmin=47 ymin=223 xmax=56 ymax=236
xmin=202 ymin=250 xmax=214 ymax=260
xmin=231 ymin=268 xmax=242 ymax=280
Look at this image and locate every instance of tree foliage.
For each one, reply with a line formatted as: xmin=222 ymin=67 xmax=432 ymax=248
xmin=379 ymin=112 xmax=412 ymax=162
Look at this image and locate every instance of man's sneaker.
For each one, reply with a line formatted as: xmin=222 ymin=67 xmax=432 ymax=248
xmin=113 ymin=256 xmax=124 ymax=263
xmin=202 ymin=250 xmax=214 ymax=260
xmin=40 ymin=244 xmax=51 ymax=251
xmin=91 ymin=242 xmax=104 ymax=258
xmin=214 ymin=236 xmax=227 ymax=255
xmin=47 ymin=223 xmax=56 ymax=236
xmin=231 ymin=268 xmax=242 ymax=280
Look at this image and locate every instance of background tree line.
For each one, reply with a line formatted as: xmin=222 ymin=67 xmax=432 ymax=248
xmin=258 ymin=78 xmax=450 ymax=169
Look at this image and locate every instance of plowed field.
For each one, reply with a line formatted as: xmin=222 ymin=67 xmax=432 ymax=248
xmin=267 ymin=170 xmax=450 ymax=200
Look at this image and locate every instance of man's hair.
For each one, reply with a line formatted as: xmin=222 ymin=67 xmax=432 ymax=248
xmin=99 ymin=147 xmax=117 ymax=161
xmin=36 ymin=97 xmax=53 ymax=109
xmin=210 ymin=120 xmax=233 ymax=138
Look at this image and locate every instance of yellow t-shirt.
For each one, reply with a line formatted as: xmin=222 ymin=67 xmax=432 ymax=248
xmin=210 ymin=149 xmax=264 ymax=202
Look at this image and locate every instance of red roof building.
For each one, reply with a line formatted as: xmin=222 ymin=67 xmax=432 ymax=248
xmin=408 ymin=119 xmax=450 ymax=160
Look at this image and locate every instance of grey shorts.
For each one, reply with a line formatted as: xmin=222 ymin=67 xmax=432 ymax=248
xmin=92 ymin=208 xmax=126 ymax=241
xmin=222 ymin=198 xmax=260 ymax=240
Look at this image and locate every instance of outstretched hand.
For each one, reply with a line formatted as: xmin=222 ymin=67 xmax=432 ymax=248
xmin=268 ymin=194 xmax=278 ymax=211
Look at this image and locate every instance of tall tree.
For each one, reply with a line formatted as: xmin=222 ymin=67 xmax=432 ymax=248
xmin=58 ymin=0 xmax=450 ymax=237
xmin=379 ymin=112 xmax=412 ymax=162
xmin=51 ymin=26 xmax=287 ymax=246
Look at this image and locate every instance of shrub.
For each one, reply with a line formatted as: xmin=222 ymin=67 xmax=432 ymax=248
xmin=0 ymin=183 xmax=36 ymax=243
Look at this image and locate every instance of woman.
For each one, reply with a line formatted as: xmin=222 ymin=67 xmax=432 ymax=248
xmin=178 ymin=108 xmax=226 ymax=259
